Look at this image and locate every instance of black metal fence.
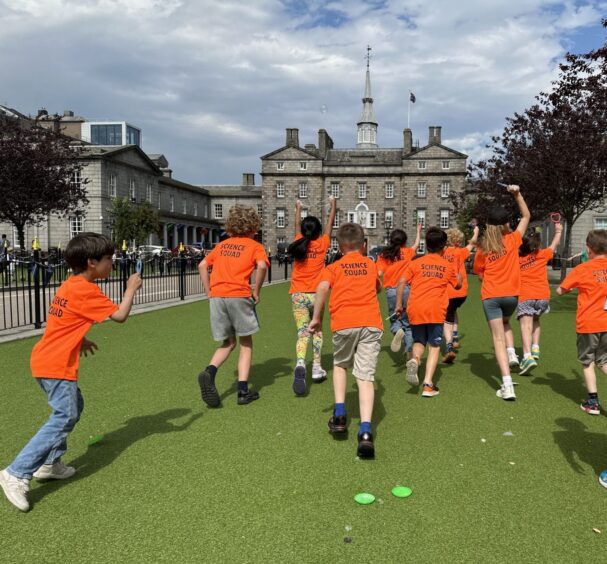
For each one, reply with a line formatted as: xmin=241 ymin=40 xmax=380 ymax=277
xmin=0 ymin=250 xmax=292 ymax=332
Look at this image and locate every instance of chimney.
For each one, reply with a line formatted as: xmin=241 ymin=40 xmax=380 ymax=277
xmin=403 ymin=128 xmax=413 ymax=154
xmin=63 ymin=110 xmax=74 ymax=117
xmin=285 ymin=128 xmax=299 ymax=148
xmin=37 ymin=108 xmax=48 ymax=118
xmin=318 ymin=129 xmax=334 ymax=158
xmin=428 ymin=126 xmax=442 ymax=146
xmin=242 ymin=173 xmax=255 ymax=186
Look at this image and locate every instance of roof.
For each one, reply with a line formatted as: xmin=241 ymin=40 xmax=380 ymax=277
xmin=79 ymin=145 xmax=161 ymax=173
xmin=412 ymin=143 xmax=468 ymax=159
xmin=260 ymin=145 xmax=320 ymax=160
xmin=0 ymin=105 xmax=29 ymax=120
xmin=325 ymin=148 xmax=404 ymax=165
xmin=202 ymin=185 xmax=262 ymax=198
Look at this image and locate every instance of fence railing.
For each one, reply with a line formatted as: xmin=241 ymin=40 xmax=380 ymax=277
xmin=0 ymin=251 xmax=292 ymax=333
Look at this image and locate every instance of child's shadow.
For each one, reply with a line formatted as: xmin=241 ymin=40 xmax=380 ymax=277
xmin=29 ymin=408 xmax=202 ymax=505
xmin=553 ymin=417 xmax=607 ymax=476
xmin=532 ymin=371 xmax=585 ymax=406
xmin=221 ymin=356 xmax=292 ymax=401
xmin=459 ymin=352 xmax=502 ymax=391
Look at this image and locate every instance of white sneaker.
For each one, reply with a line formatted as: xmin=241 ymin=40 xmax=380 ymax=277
xmin=406 ymin=358 xmax=419 ymax=386
xmin=508 ymin=351 xmax=520 ymax=368
xmin=390 ymin=328 xmax=405 ymax=353
xmin=311 ymin=366 xmax=327 ymax=383
xmin=33 ymin=460 xmax=75 ymax=480
xmin=0 ymin=469 xmax=30 ymax=512
xmin=496 ymin=384 xmax=516 ymax=401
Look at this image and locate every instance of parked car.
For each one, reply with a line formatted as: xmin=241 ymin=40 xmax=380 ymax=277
xmin=138 ymin=245 xmax=165 ymax=258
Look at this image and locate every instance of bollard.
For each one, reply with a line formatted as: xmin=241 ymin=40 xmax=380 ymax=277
xmin=284 ymin=257 xmax=288 ymax=281
xmin=179 ymin=242 xmax=186 ymax=300
xmin=121 ymin=240 xmax=128 ymax=297
xmin=268 ymin=254 xmax=272 ymax=283
xmin=32 ymin=238 xmax=42 ymax=329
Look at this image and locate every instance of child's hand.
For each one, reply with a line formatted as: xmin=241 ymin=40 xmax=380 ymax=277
xmin=507 ymin=184 xmax=520 ymax=194
xmin=308 ymin=318 xmax=322 ymax=334
xmin=555 ymin=222 xmax=563 ymax=233
xmin=127 ymin=273 xmax=142 ymax=291
xmin=81 ymin=338 xmax=98 ymax=357
xmin=416 ymin=223 xmax=423 ymax=233
xmin=252 ymin=291 xmax=260 ymax=305
xmin=295 ymin=200 xmax=302 ymax=211
xmin=394 ymin=305 xmax=403 ymax=316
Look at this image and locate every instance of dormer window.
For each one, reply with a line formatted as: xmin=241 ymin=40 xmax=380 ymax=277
xmin=299 ymin=161 xmax=307 ymax=171
xmin=276 ymin=162 xmax=284 ymax=171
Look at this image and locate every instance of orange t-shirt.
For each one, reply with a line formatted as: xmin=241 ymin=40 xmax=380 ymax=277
xmin=403 ymin=253 xmax=458 ymax=324
xmin=320 ymin=251 xmax=383 ymax=332
xmin=560 ymin=257 xmax=607 ymax=333
xmin=443 ymin=247 xmax=470 ymax=298
xmin=376 ymin=247 xmax=416 ymax=289
xmin=205 ymin=237 xmax=269 ymax=298
xmin=473 ymin=231 xmax=522 ymax=300
xmin=30 ymin=276 xmax=119 ymax=381
xmin=289 ymin=234 xmax=330 ymax=294
xmin=519 ymin=248 xmax=554 ymax=301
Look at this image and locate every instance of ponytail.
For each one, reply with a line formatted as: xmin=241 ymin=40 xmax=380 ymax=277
xmin=287 ymin=216 xmax=322 ymax=261
xmin=380 ymin=229 xmax=408 ymax=262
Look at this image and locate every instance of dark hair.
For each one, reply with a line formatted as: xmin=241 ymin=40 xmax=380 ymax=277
xmin=426 ymin=227 xmax=448 ymax=253
xmin=587 ymin=230 xmax=607 ymax=254
xmin=380 ymin=229 xmax=408 ymax=262
xmin=486 ymin=207 xmax=510 ymax=226
xmin=287 ymin=216 xmax=322 ymax=261
xmin=65 ymin=232 xmax=114 ymax=274
xmin=337 ymin=223 xmax=365 ymax=250
xmin=519 ymin=231 xmax=541 ymax=257
xmin=1 ymin=234 xmax=5 ymax=238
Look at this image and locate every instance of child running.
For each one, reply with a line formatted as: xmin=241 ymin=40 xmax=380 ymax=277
xmin=517 ymin=223 xmax=563 ymax=374
xmin=198 ymin=205 xmax=269 ymax=407
xmin=557 ymin=230 xmax=607 ymax=417
xmin=287 ymin=197 xmax=336 ymax=396
xmin=395 ymin=227 xmax=461 ymax=397
xmin=473 ymin=185 xmax=530 ymax=401
xmin=442 ymin=226 xmax=479 ymax=363
xmin=308 ymin=223 xmax=383 ymax=458
xmin=376 ymin=224 xmax=421 ymax=357
xmin=0 ymin=233 xmax=142 ymax=512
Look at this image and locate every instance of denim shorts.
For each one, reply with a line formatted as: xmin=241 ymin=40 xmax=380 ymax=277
xmin=411 ymin=323 xmax=443 ymax=347
xmin=482 ymin=296 xmax=518 ymax=321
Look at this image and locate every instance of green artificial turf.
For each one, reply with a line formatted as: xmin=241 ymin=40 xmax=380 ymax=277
xmin=1 ymin=277 xmax=607 ymax=562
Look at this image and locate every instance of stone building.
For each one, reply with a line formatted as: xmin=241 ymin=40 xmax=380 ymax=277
xmin=260 ymin=64 xmax=468 ymax=252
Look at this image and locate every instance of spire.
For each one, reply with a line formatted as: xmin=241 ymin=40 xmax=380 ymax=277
xmin=357 ymin=45 xmax=378 ymax=148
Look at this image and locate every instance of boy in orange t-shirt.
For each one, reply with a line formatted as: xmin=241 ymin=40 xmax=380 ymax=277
xmin=198 ymin=205 xmax=269 ymax=408
xmin=558 ymin=230 xmax=607 ymax=418
xmin=309 ymin=223 xmax=383 ymax=458
xmin=395 ymin=227 xmax=461 ymax=397
xmin=0 ymin=233 xmax=142 ymax=513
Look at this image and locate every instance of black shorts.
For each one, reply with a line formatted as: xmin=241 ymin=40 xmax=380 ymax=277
xmin=445 ymin=296 xmax=467 ymax=324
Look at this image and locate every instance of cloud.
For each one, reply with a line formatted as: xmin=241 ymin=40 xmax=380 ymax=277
xmin=0 ymin=0 xmax=604 ymax=183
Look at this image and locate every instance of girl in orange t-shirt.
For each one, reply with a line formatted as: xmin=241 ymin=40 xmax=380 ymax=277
xmin=516 ymin=223 xmax=562 ymax=374
xmin=473 ymin=185 xmax=530 ymax=401
xmin=286 ymin=198 xmax=336 ymax=396
xmin=376 ymin=225 xmax=421 ymax=358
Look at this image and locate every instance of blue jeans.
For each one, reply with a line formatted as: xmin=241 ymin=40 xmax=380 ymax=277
xmin=8 ymin=378 xmax=84 ymax=480
xmin=385 ymin=286 xmax=413 ymax=352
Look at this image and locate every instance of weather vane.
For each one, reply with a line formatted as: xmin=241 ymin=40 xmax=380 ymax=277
xmin=365 ymin=45 xmax=372 ymax=69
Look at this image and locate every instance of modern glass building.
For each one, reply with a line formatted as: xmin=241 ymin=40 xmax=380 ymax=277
xmin=81 ymin=121 xmax=141 ymax=147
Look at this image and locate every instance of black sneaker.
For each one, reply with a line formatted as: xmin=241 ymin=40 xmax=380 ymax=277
xmin=357 ymin=432 xmax=375 ymax=458
xmin=237 ymin=388 xmax=260 ymax=405
xmin=198 ymin=369 xmax=220 ymax=408
xmin=328 ymin=414 xmax=347 ymax=433
xmin=292 ymin=365 xmax=307 ymax=397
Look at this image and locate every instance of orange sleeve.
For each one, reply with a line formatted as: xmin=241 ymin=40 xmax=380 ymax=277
xmin=541 ymin=248 xmax=554 ymax=261
xmin=448 ymin=264 xmax=458 ymax=287
xmin=461 ymin=247 xmax=471 ymax=262
xmin=512 ymin=231 xmax=523 ymax=247
xmin=376 ymin=257 xmax=386 ymax=275
xmin=473 ymin=252 xmax=485 ymax=275
xmin=560 ymin=266 xmax=580 ymax=291
xmin=320 ymin=264 xmax=335 ymax=287
xmin=75 ymin=287 xmax=119 ymax=323
xmin=320 ymin=234 xmax=330 ymax=250
xmin=253 ymin=243 xmax=270 ymax=266
xmin=205 ymin=247 xmax=218 ymax=266
xmin=403 ymin=263 xmax=415 ymax=285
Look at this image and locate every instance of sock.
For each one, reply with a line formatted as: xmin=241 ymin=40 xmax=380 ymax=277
xmin=296 ymin=359 xmax=305 ymax=367
xmin=532 ymin=343 xmax=539 ymax=350
xmin=206 ymin=365 xmax=217 ymax=378
xmin=523 ymin=353 xmax=531 ymax=360
xmin=359 ymin=421 xmax=372 ymax=436
xmin=506 ymin=347 xmax=516 ymax=356
xmin=589 ymin=392 xmax=599 ymax=401
xmin=237 ymin=381 xmax=248 ymax=393
xmin=446 ymin=342 xmax=454 ymax=352
xmin=334 ymin=403 xmax=346 ymax=417
xmin=453 ymin=331 xmax=459 ymax=341
xmin=502 ymin=375 xmax=513 ymax=386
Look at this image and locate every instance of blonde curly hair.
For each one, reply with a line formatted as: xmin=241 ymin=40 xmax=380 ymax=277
xmin=446 ymin=228 xmax=465 ymax=247
xmin=225 ymin=205 xmax=261 ymax=237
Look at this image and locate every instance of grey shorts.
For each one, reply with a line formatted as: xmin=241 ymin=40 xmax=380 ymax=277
xmin=333 ymin=327 xmax=383 ymax=381
xmin=517 ymin=299 xmax=550 ymax=318
xmin=577 ymin=332 xmax=607 ymax=366
xmin=209 ymin=297 xmax=260 ymax=341
xmin=482 ymin=296 xmax=518 ymax=321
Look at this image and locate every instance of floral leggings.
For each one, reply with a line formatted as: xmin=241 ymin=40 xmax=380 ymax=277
xmin=291 ymin=292 xmax=323 ymax=363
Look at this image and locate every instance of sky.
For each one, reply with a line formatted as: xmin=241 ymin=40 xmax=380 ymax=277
xmin=0 ymin=0 xmax=605 ymax=185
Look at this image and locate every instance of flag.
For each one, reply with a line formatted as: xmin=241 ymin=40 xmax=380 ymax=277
xmin=410 ymin=92 xmax=416 ymax=103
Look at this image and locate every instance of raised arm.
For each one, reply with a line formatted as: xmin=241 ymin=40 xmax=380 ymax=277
xmin=324 ymin=196 xmax=337 ymax=236
xmin=508 ymin=185 xmax=531 ymax=237
xmin=110 ymin=274 xmax=142 ymax=323
xmin=466 ymin=225 xmax=480 ymax=252
xmin=294 ymin=200 xmax=302 ymax=237
xmin=411 ymin=223 xmax=422 ymax=252
xmin=549 ymin=223 xmax=563 ymax=253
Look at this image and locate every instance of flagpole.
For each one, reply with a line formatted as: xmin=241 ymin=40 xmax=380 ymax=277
xmin=407 ymin=91 xmax=411 ymax=129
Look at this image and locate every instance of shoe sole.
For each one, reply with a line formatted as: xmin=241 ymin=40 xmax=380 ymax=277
xmin=581 ymin=405 xmax=600 ymax=416
xmin=293 ymin=366 xmax=307 ymax=396
xmin=390 ymin=329 xmax=405 ymax=353
xmin=0 ymin=472 xmax=29 ymax=512
xmin=357 ymin=441 xmax=375 ymax=458
xmin=406 ymin=359 xmax=419 ymax=386
xmin=599 ymin=476 xmax=607 ymax=489
xmin=328 ymin=422 xmax=347 ymax=433
xmin=237 ymin=393 xmax=260 ymax=405
xmin=519 ymin=362 xmax=537 ymax=375
xmin=508 ymin=361 xmax=520 ymax=369
xmin=311 ymin=375 xmax=327 ymax=383
xmin=198 ymin=370 xmax=220 ymax=408
xmin=422 ymin=391 xmax=439 ymax=397
xmin=443 ymin=352 xmax=456 ymax=364
xmin=497 ymin=391 xmax=516 ymax=401
xmin=33 ymin=469 xmax=75 ymax=480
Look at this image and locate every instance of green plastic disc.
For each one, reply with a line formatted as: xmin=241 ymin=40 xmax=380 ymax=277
xmin=391 ymin=486 xmax=412 ymax=498
xmin=88 ymin=434 xmax=104 ymax=445
xmin=354 ymin=492 xmax=375 ymax=505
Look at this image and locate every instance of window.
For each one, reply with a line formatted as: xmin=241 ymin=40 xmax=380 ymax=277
xmin=214 ymin=204 xmax=223 ymax=219
xmin=595 ymin=217 xmax=607 ymax=230
xmin=368 ymin=212 xmax=377 ymax=229
xmin=108 ymin=174 xmax=117 ymax=198
xmin=257 ymin=204 xmax=263 ymax=216
xmin=442 ymin=160 xmax=450 ymax=170
xmin=440 ymin=209 xmax=450 ymax=229
xmin=157 ymin=191 xmax=161 ymax=210
xmin=276 ymin=182 xmax=285 ymax=198
xmin=441 ymin=181 xmax=450 ymax=198
xmin=170 ymin=195 xmax=174 ymax=212
xmin=194 ymin=203 xmax=198 ymax=217
xmin=69 ymin=216 xmax=83 ymax=239
xmin=299 ymin=161 xmax=307 ymax=171
xmin=418 ymin=239 xmax=426 ymax=254
xmin=416 ymin=209 xmax=426 ymax=228
xmin=146 ymin=183 xmax=152 ymax=203
xmin=299 ymin=183 xmax=308 ymax=198
xmin=417 ymin=182 xmax=427 ymax=198
xmin=91 ymin=124 xmax=122 ymax=145
xmin=129 ymin=180 xmax=136 ymax=201
xmin=385 ymin=210 xmax=394 ymax=229
xmin=277 ymin=236 xmax=286 ymax=245
xmin=182 ymin=199 xmax=187 ymax=214
xmin=330 ymin=237 xmax=338 ymax=251
xmin=333 ymin=210 xmax=340 ymax=228
xmin=71 ymin=170 xmax=82 ymax=189
xmin=358 ymin=182 xmax=367 ymax=199
xmin=330 ymin=183 xmax=340 ymax=199
xmin=385 ymin=183 xmax=394 ymax=199
xmin=126 ymin=126 xmax=140 ymax=146
xmin=276 ymin=209 xmax=285 ymax=228
xmin=418 ymin=160 xmax=426 ymax=170
xmin=276 ymin=162 xmax=285 ymax=171
xmin=300 ymin=209 xmax=308 ymax=219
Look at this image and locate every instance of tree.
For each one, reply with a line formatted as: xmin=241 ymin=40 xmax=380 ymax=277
xmin=0 ymin=117 xmax=89 ymax=250
xmin=468 ymin=21 xmax=607 ymax=280
xmin=133 ymin=202 xmax=161 ymax=245
xmin=108 ymin=197 xmax=161 ymax=246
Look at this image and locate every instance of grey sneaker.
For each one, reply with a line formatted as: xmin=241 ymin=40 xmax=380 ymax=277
xmin=33 ymin=460 xmax=76 ymax=480
xmin=311 ymin=366 xmax=327 ymax=383
xmin=0 ymin=469 xmax=30 ymax=512
xmin=406 ymin=358 xmax=419 ymax=386
xmin=391 ymin=328 xmax=405 ymax=353
xmin=508 ymin=351 xmax=520 ymax=369
xmin=496 ymin=384 xmax=516 ymax=401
